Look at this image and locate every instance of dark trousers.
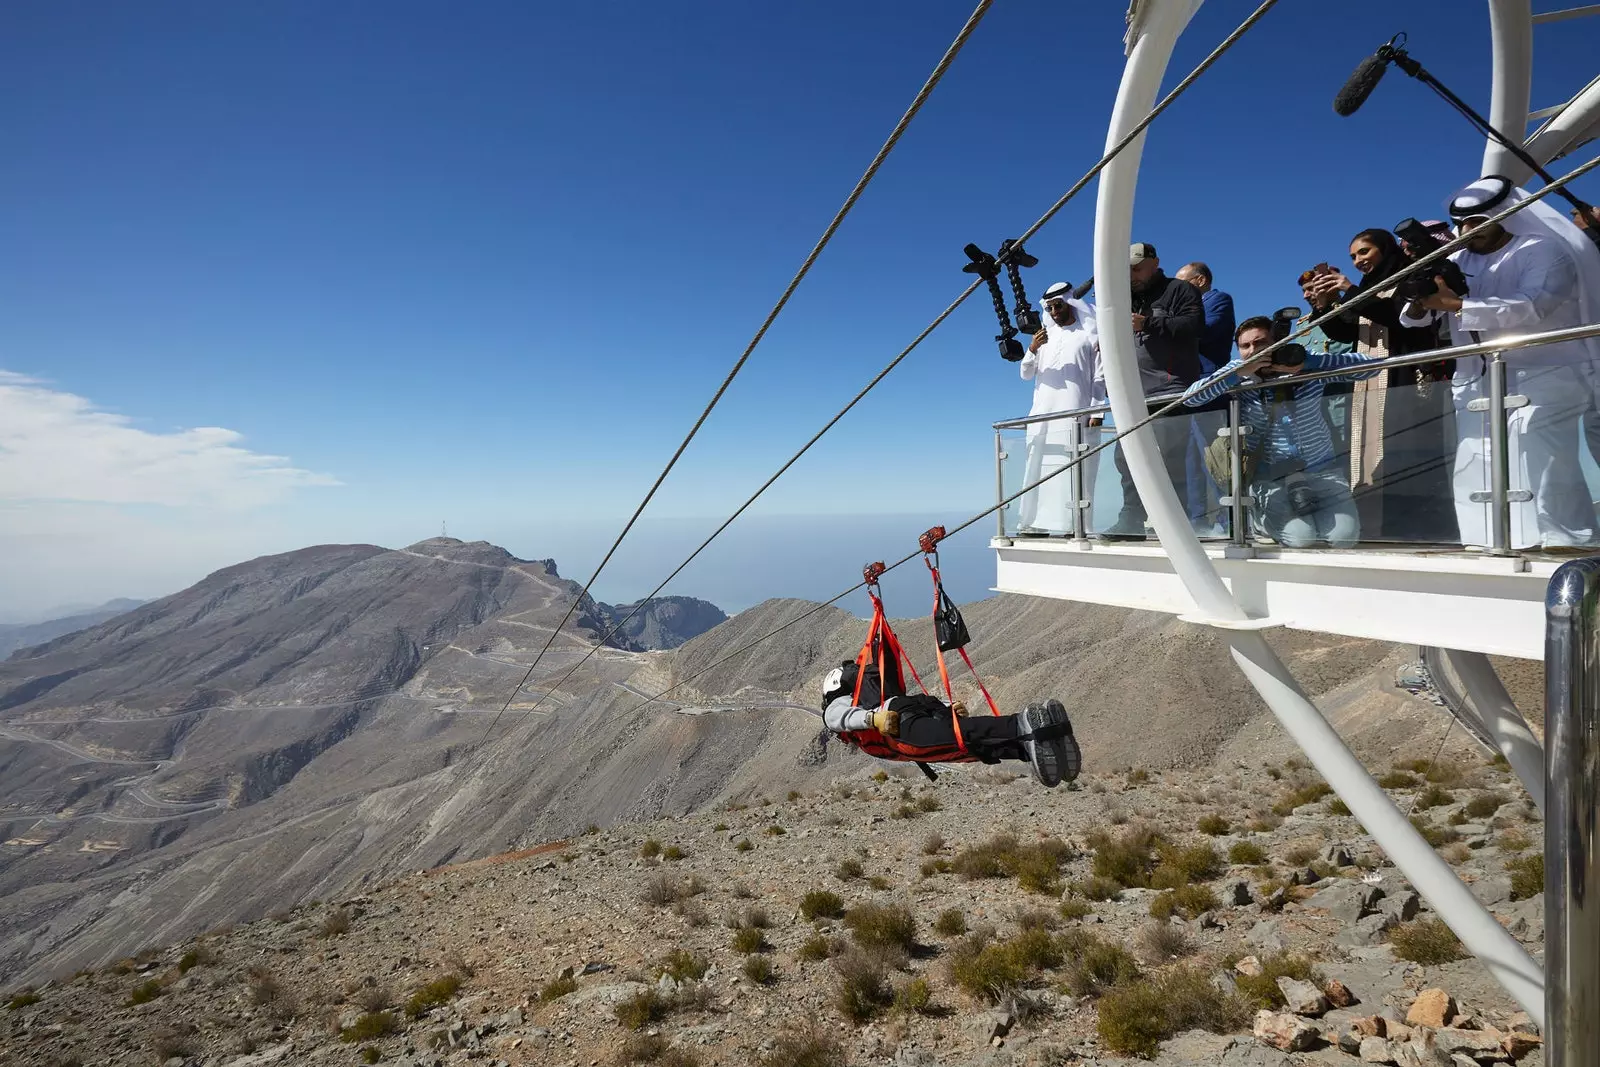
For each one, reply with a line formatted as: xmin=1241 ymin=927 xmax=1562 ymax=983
xmin=894 ymin=694 xmax=1026 ymax=764
xmin=1114 ymin=409 xmax=1191 ymax=525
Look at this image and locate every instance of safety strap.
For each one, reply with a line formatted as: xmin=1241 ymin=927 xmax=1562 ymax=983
xmin=919 ymin=529 xmax=1001 ymax=750
xmin=852 ymin=563 xmax=936 ymax=778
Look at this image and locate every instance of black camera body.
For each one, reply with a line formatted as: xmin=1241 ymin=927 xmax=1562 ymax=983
xmin=1393 ymin=217 xmax=1470 ymax=301
xmin=1268 ymin=306 xmax=1308 ymax=369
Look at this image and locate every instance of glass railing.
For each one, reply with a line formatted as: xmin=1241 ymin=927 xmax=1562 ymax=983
xmin=994 ymin=322 xmax=1600 ymax=556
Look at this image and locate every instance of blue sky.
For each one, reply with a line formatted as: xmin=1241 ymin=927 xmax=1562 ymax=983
xmin=3 ymin=1 xmax=1598 ymax=618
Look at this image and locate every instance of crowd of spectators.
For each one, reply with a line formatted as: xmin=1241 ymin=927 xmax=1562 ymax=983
xmin=1014 ymin=176 xmax=1600 ymax=552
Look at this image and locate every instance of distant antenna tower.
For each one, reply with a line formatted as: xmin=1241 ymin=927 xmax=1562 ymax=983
xmin=441 ymin=520 xmax=448 ymax=539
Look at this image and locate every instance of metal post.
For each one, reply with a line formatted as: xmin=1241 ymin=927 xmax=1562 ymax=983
xmin=1488 ymin=356 xmax=1515 ymax=556
xmin=1544 ymin=558 xmax=1600 ymax=1065
xmin=994 ymin=430 xmax=1007 ymax=539
xmin=1069 ymin=418 xmax=1089 ymax=541
xmin=1226 ymin=396 xmax=1247 ymax=547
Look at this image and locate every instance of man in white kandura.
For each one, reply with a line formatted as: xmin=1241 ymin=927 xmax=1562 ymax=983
xmin=1401 ymin=176 xmax=1600 ymax=549
xmin=1016 ymin=282 xmax=1103 ymax=536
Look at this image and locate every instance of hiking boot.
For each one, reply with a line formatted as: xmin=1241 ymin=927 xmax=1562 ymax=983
xmin=1043 ymin=698 xmax=1081 ymax=783
xmin=870 ymin=706 xmax=900 ymax=738
xmin=1019 ymin=701 xmax=1070 ymax=788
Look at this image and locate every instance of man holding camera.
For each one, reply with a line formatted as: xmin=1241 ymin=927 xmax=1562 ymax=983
xmin=1400 ymin=177 xmax=1600 ymax=549
xmin=1101 ymin=242 xmax=1204 ymax=540
xmin=1181 ymin=316 xmax=1381 ymax=548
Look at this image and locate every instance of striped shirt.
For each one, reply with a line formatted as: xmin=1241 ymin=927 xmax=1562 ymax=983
xmin=1181 ymin=351 xmax=1381 ymax=473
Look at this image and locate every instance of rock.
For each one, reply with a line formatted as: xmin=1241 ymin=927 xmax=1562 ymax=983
xmin=497 ymin=1008 xmax=524 ymax=1029
xmin=1505 ymin=1012 xmax=1538 ymax=1036
xmin=1308 ymin=882 xmax=1382 ymax=925
xmin=655 ymin=974 xmax=679 ymax=997
xmin=1502 ymin=898 xmax=1543 ymax=942
xmin=1247 ymin=920 xmax=1288 ymax=955
xmin=1359 ymin=1036 xmax=1396 ymax=1063
xmin=1378 ymin=891 xmax=1421 ymax=924
xmin=1337 ymin=912 xmax=1397 ymax=947
xmin=1254 ymin=1010 xmax=1318 ymax=1052
xmin=1407 ymin=989 xmax=1457 ymax=1029
xmin=1469 ymin=876 xmax=1512 ymax=907
xmin=1227 ymin=880 xmax=1254 ymax=906
xmin=1434 ymin=1028 xmax=1507 ymax=1060
xmin=1160 ymin=1030 xmax=1237 ymax=1060
xmin=895 ymin=1049 xmax=940 ymax=1067
xmin=966 ymin=1008 xmax=1013 ymax=1045
xmin=1325 ymin=845 xmax=1355 ymax=867
xmin=1276 ymin=977 xmax=1329 ymax=1016
xmin=1501 ymin=1031 xmax=1541 ymax=1059
xmin=1450 ymin=1056 xmax=1480 ymax=1067
xmin=1326 ymin=979 xmax=1358 ymax=1009
xmin=1235 ymin=955 xmax=1264 ymax=977
xmin=1339 ymin=1028 xmax=1364 ymax=1054
xmin=1353 ymin=1016 xmax=1385 ymax=1038
xmin=223 ymin=1049 xmax=293 ymax=1067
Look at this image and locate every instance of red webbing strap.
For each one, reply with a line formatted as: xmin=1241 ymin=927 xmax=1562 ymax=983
xmin=855 ymin=587 xmax=926 ymax=709
xmin=852 ymin=595 xmax=884 ymax=707
xmin=924 ymin=556 xmax=1001 ymax=727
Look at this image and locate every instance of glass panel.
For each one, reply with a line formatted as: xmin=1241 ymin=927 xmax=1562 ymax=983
xmin=1000 ymin=416 xmax=1091 ymax=538
xmin=1088 ymin=404 xmax=1232 ymax=541
xmin=1498 ymin=359 xmax=1598 ymax=550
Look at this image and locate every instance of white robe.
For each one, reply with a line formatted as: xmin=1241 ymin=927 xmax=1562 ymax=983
xmin=1018 ymin=304 xmax=1103 ymax=533
xmin=1403 ymin=231 xmax=1598 ymax=547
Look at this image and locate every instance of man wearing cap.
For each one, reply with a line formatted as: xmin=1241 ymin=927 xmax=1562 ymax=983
xmin=1102 ymin=242 xmax=1205 ymax=540
xmin=1017 ymin=282 xmax=1103 ymax=535
xmin=1401 ymin=176 xmax=1600 ymax=548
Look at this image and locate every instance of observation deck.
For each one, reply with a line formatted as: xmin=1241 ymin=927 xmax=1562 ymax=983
xmin=989 ymin=324 xmax=1600 ymax=661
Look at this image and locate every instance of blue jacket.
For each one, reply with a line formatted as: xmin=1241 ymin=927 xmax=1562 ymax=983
xmin=1181 ymin=350 xmax=1380 ymax=474
xmin=1197 ymin=289 xmax=1236 ymax=374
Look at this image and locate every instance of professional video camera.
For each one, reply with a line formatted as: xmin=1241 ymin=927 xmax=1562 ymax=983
xmin=1392 ymin=218 xmax=1470 ymax=301
xmin=1265 ymin=305 xmax=1308 ymax=371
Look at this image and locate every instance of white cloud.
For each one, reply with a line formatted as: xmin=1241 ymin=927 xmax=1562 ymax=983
xmin=0 ymin=371 xmax=339 ymax=509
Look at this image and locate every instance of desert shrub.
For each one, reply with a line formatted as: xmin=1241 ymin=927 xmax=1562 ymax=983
xmin=1244 ymin=813 xmax=1283 ymax=833
xmin=922 ymin=833 xmax=945 ymax=855
xmin=1282 ymin=843 xmax=1318 ymax=866
xmin=1227 ymin=841 xmax=1267 ymax=865
xmin=1410 ymin=817 xmax=1460 ymax=847
xmin=726 ymin=904 xmax=771 ymax=930
xmin=1506 ymin=854 xmax=1544 ymax=901
xmin=833 ymin=948 xmax=893 ymax=1023
xmin=6 ymin=991 xmax=41 ymax=1011
xmin=1271 ymin=781 xmax=1332 ymax=815
xmin=788 ymin=790 xmax=803 ymax=802
xmin=150 ymin=1024 xmax=197 ymax=1060
xmin=1072 ymin=876 xmax=1123 ymax=901
xmin=1499 ymin=827 xmax=1532 ymax=852
xmin=1389 ymin=918 xmax=1467 ymax=965
xmin=933 ymin=909 xmax=966 ymax=936
xmin=834 ymin=857 xmax=863 ymax=881
xmin=1233 ymin=953 xmax=1319 ymax=1010
xmin=360 ymin=1049 xmax=382 ymax=1065
xmin=615 ymin=989 xmax=669 ymax=1030
xmin=339 ymin=1011 xmax=399 ymax=1042
xmin=126 ymin=980 xmax=163 ymax=1006
xmin=1149 ymin=884 xmax=1218 ymax=921
xmin=673 ymin=899 xmax=708 ymax=927
xmin=1196 ymin=814 xmax=1230 ymax=836
xmin=796 ymin=934 xmax=833 ymax=962
xmin=640 ymin=839 xmax=662 ymax=859
xmin=948 ymin=934 xmax=1030 ymax=1002
xmin=1086 ymin=826 xmax=1163 ymax=888
xmin=619 ymin=1033 xmax=704 ymax=1065
xmin=404 ymin=974 xmax=462 ymax=1018
xmin=656 ymin=950 xmax=709 ymax=983
xmin=355 ymin=984 xmax=395 ymax=1012
xmin=919 ymin=858 xmax=950 ymax=878
xmin=1058 ymin=898 xmax=1092 ymax=921
xmin=1465 ymin=792 xmax=1505 ymax=818
xmin=1096 ymin=966 xmax=1249 ymax=1057
xmin=950 ymin=833 xmax=1073 ymax=894
xmin=743 ymin=955 xmax=774 ymax=985
xmin=872 ymin=771 xmax=889 ymax=783
xmin=1415 ymin=785 xmax=1454 ymax=810
xmin=764 ymin=825 xmax=786 ymax=837
xmin=734 ymin=839 xmax=753 ymax=853
xmin=893 ymin=976 xmax=933 ymax=1015
xmin=662 ymin=845 xmax=685 ymax=861
xmin=731 ymin=927 xmax=765 ymax=954
xmin=177 ymin=946 xmax=216 ymax=974
xmin=1151 ymin=842 xmax=1223 ymax=888
xmin=540 ymin=973 xmax=578 ymax=1001
xmin=843 ymin=903 xmax=916 ymax=951
xmin=759 ymin=1028 xmax=847 ymax=1067
xmin=1136 ymin=921 xmax=1195 ymax=961
xmin=1016 ymin=908 xmax=1060 ymax=932
xmin=1060 ymin=933 xmax=1140 ymax=998
xmin=800 ymin=890 xmax=845 ymax=921
xmin=1426 ymin=761 xmax=1464 ymax=785
xmin=867 ymin=874 xmax=892 ymax=891
xmin=1127 ymin=768 xmax=1151 ymax=784
xmin=713 ymin=823 xmax=729 ymax=832
xmin=247 ymin=967 xmax=282 ymax=1005
xmin=916 ymin=794 xmax=942 ymax=813
xmin=1378 ymin=770 xmax=1419 ymax=789
xmin=1326 ymin=797 xmax=1352 ymax=816
xmin=318 ymin=907 xmax=353 ymax=939
xmin=643 ymin=873 xmax=683 ymax=906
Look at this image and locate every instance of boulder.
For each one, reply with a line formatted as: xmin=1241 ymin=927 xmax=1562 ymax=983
xmin=1308 ymin=881 xmax=1382 ymax=925
xmin=1501 ymin=1030 xmax=1542 ymax=1059
xmin=1326 ymin=979 xmax=1358 ymax=1009
xmin=1247 ymin=920 xmax=1288 ymax=955
xmin=1235 ymin=955 xmax=1264 ymax=977
xmin=1434 ymin=1027 xmax=1508 ymax=1061
xmin=1276 ymin=977 xmax=1329 ymax=1017
xmin=1358 ymin=1036 xmax=1396 ymax=1063
xmin=1469 ymin=876 xmax=1512 ymax=907
xmin=1226 ymin=880 xmax=1254 ymax=906
xmin=1337 ymin=912 xmax=1397 ymax=948
xmin=1254 ymin=1010 xmax=1318 ymax=1052
xmin=1406 ymin=988 xmax=1457 ymax=1029
xmin=1377 ymin=891 xmax=1421 ymax=924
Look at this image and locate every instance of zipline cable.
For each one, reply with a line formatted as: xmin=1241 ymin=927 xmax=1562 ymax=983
xmin=631 ymin=152 xmax=1600 ymax=712
xmin=500 ymin=0 xmax=1286 ymax=720
xmin=476 ymin=0 xmax=995 ymax=744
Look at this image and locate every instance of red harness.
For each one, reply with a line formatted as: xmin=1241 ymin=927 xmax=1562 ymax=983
xmin=833 ymin=534 xmax=1001 ymax=770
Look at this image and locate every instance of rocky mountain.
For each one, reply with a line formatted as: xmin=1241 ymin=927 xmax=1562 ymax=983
xmin=0 ymin=598 xmax=146 ymax=660
xmin=0 ymin=536 xmax=1511 ymax=993
xmin=596 ymin=596 xmax=728 ymax=651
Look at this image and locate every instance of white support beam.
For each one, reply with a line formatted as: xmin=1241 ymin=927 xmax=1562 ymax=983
xmin=1486 ymin=0 xmax=1535 ymax=181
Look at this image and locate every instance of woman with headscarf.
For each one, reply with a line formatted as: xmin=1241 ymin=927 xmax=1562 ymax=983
xmin=1310 ymin=228 xmax=1457 ymax=543
xmin=1016 ymin=282 xmax=1102 ymax=536
xmin=1401 ymin=176 xmax=1600 ymax=549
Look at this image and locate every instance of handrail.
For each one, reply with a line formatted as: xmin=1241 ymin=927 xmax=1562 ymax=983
xmin=1543 ymin=558 xmax=1600 ymax=1065
xmin=992 ymin=319 xmax=1600 ymax=429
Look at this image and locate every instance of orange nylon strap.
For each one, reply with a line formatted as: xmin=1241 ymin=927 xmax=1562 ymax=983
xmin=922 ymin=557 xmax=968 ymax=752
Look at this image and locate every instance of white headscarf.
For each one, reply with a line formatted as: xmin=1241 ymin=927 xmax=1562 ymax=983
xmin=1448 ymin=176 xmax=1600 ymax=365
xmin=1039 ymin=281 xmax=1096 ymax=333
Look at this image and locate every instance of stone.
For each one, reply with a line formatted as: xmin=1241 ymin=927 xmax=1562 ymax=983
xmin=1434 ymin=1027 xmax=1507 ymax=1060
xmin=1247 ymin=919 xmax=1288 ymax=955
xmin=1160 ymin=1030 xmax=1237 ymax=1060
xmin=1308 ymin=881 xmax=1383 ymax=925
xmin=1501 ymin=1031 xmax=1541 ymax=1059
xmin=894 ymin=1049 xmax=940 ymax=1067
xmin=223 ymin=1048 xmax=293 ymax=1067
xmin=1505 ymin=1012 xmax=1538 ymax=1036
xmin=1407 ymin=989 xmax=1457 ymax=1029
xmin=1235 ymin=955 xmax=1264 ymax=977
xmin=1469 ymin=876 xmax=1512 ymax=907
xmin=1254 ymin=1010 xmax=1318 ymax=1052
xmin=1227 ymin=880 xmax=1254 ymax=906
xmin=1378 ymin=891 xmax=1421 ymax=924
xmin=1359 ymin=1036 xmax=1396 ymax=1063
xmin=1339 ymin=1028 xmax=1365 ymax=1054
xmin=1325 ymin=844 xmax=1355 ymax=867
xmin=966 ymin=1008 xmax=1013 ymax=1045
xmin=1276 ymin=977 xmax=1329 ymax=1016
xmin=1337 ymin=912 xmax=1397 ymax=948
xmin=1326 ymin=979 xmax=1358 ymax=1009
xmin=1353 ymin=1016 xmax=1385 ymax=1038
xmin=1450 ymin=1056 xmax=1480 ymax=1067
xmin=1502 ymin=898 xmax=1544 ymax=942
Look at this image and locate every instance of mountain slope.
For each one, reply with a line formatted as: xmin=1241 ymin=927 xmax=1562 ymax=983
xmin=0 ymin=599 xmax=146 ymax=660
xmin=596 ymin=596 xmax=728 ymax=650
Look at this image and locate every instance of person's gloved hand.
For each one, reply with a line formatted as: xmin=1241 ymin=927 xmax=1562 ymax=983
xmin=951 ymin=700 xmax=968 ymax=717
xmin=870 ymin=707 xmax=900 ymax=737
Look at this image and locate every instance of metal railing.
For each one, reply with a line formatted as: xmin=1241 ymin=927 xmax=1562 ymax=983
xmin=1544 ymin=558 xmax=1600 ymax=1066
xmin=993 ymin=320 xmax=1600 ymax=554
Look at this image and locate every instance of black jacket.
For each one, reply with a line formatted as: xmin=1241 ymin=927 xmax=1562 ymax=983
xmin=1132 ymin=271 xmax=1205 ymax=391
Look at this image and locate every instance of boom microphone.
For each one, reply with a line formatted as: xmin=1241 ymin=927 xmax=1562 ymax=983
xmin=1072 ymin=277 xmax=1094 ymax=300
xmin=1333 ymin=48 xmax=1393 ymax=116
